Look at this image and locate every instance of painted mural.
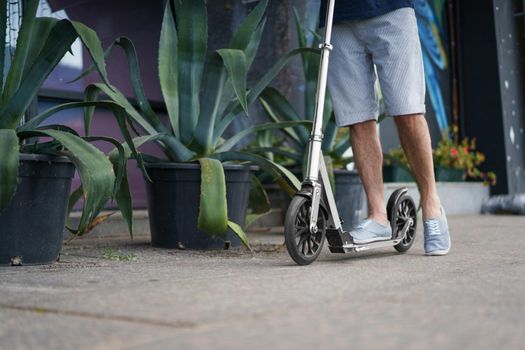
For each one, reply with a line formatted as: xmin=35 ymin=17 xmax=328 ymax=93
xmin=414 ymin=0 xmax=450 ymax=132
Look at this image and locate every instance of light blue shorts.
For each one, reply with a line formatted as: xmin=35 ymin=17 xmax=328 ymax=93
xmin=327 ymin=7 xmax=426 ymax=127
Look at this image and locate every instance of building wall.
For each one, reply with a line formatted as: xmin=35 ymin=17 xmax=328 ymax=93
xmin=493 ymin=0 xmax=525 ymax=194
xmin=458 ymin=0 xmax=525 ymax=195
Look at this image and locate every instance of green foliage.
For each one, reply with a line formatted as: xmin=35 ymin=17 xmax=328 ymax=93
xmin=0 ymin=1 xmax=133 ymax=238
xmin=84 ymin=0 xmax=313 ymax=247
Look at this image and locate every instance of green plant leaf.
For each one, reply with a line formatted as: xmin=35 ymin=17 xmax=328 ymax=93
xmin=244 ymin=18 xmax=266 ymax=68
xmin=176 ymin=0 xmax=208 ymax=144
xmin=0 ymin=129 xmax=19 ymax=212
xmin=244 ymin=175 xmax=271 ymax=230
xmin=18 ymin=99 xmax=147 ymax=181
xmin=293 ymin=8 xmax=309 ymax=72
xmin=259 ymin=87 xmax=309 ymax=145
xmin=230 ymin=0 xmax=267 ymax=50
xmin=193 ymin=52 xmax=227 ymax=154
xmin=87 ymin=84 xmax=193 ymax=161
xmin=213 ymin=47 xmax=318 ymax=144
xmin=21 ymin=17 xmax=57 ymax=81
xmin=212 ymin=151 xmax=301 ymax=197
xmin=322 ymin=112 xmax=337 ymax=151
xmin=197 ymin=158 xmax=228 ymax=236
xmin=83 ymin=85 xmax=100 ymax=136
xmin=83 ymin=136 xmax=126 ymax=199
xmin=227 ymin=220 xmax=251 ymax=251
xmin=217 ymin=49 xmax=248 ymax=115
xmin=217 ymin=120 xmax=311 ymax=153
xmin=1 ymin=0 xmax=39 ymax=105
xmin=18 ymin=129 xmax=115 ymax=235
xmin=67 ymin=186 xmax=84 ymax=219
xmin=303 ymin=48 xmax=321 ymax=122
xmin=19 ymin=100 xmax=125 ymax=132
xmin=0 ymin=20 xmax=76 ymax=128
xmin=159 ymin=0 xmax=179 ymax=137
xmin=98 ymin=137 xmax=134 ymax=238
xmin=109 ymin=37 xmax=159 ymax=128
xmin=66 ymin=35 xmax=154 ymax=125
xmin=70 ymin=21 xmax=111 ymax=88
xmin=246 ymin=147 xmax=303 ymax=163
xmin=90 ymin=83 xmax=159 ymax=134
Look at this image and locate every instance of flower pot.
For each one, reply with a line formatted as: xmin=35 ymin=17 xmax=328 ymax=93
xmin=435 ymin=167 xmax=466 ymax=182
xmin=0 ymin=154 xmax=75 ymax=266
xmin=334 ymin=169 xmax=367 ymax=231
xmin=383 ymin=165 xmax=413 ymax=182
xmin=144 ymin=162 xmax=256 ymax=250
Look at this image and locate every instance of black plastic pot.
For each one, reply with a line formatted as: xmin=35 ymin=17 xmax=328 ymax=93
xmin=383 ymin=165 xmax=414 ymax=182
xmin=435 ymin=166 xmax=466 ymax=182
xmin=334 ymin=169 xmax=367 ymax=231
xmin=145 ymin=162 xmax=256 ymax=250
xmin=0 ymin=154 xmax=75 ymax=266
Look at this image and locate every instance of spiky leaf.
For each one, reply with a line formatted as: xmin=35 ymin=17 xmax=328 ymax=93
xmin=0 ymin=129 xmax=19 ymax=212
xmin=217 ymin=49 xmax=248 ymax=115
xmin=176 ymin=0 xmax=208 ymax=144
xmin=159 ymin=1 xmax=179 ymax=136
xmin=197 ymin=158 xmax=228 ymax=236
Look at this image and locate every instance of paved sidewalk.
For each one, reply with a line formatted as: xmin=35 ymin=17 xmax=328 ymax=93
xmin=1 ymin=215 xmax=524 ymax=350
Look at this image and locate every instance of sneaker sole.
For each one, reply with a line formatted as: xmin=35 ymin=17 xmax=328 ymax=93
xmin=425 ymin=248 xmax=450 ymax=256
xmin=425 ymin=240 xmax=451 ymax=256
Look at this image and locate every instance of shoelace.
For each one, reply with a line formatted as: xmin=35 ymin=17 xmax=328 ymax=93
xmin=425 ymin=219 xmax=440 ymax=236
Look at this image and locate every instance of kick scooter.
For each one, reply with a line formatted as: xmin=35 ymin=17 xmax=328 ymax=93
xmin=284 ymin=0 xmax=418 ymax=266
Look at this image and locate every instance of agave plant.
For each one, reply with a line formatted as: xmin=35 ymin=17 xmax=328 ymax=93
xmin=254 ymin=10 xmax=354 ymax=175
xmin=79 ymin=0 xmax=314 ymax=247
xmin=0 ymin=0 xmax=138 ymax=236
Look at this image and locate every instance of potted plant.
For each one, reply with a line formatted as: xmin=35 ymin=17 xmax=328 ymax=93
xmin=252 ymin=10 xmax=366 ymax=230
xmin=0 ymin=0 xmax=136 ymax=265
xmin=383 ymin=147 xmax=414 ymax=182
xmin=433 ymin=125 xmax=496 ymax=185
xmin=83 ymin=0 xmax=310 ymax=250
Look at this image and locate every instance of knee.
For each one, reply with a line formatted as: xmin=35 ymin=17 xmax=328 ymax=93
xmin=393 ymin=113 xmax=425 ymax=128
xmin=350 ymin=120 xmax=376 ymax=137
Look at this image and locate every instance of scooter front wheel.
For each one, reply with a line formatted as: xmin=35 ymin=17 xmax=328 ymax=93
xmin=284 ymin=195 xmax=326 ymax=266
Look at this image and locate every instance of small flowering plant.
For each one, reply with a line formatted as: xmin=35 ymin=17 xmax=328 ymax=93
xmin=433 ymin=125 xmax=497 ymax=186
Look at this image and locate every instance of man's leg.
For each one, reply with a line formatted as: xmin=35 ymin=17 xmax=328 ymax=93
xmin=349 ymin=120 xmax=388 ymax=225
xmin=395 ymin=114 xmax=450 ymax=255
xmin=394 ymin=114 xmax=441 ymax=219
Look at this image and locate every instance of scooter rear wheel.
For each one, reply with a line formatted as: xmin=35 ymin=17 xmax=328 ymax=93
xmin=284 ymin=195 xmax=326 ymax=266
xmin=388 ymin=193 xmax=417 ymax=253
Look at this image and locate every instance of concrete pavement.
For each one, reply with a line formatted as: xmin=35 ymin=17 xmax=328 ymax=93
xmin=1 ymin=214 xmax=524 ymax=350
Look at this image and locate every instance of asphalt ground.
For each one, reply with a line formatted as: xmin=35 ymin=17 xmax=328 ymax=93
xmin=1 ymin=214 xmax=524 ymax=350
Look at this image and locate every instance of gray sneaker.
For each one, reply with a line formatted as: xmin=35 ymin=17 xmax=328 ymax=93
xmin=423 ymin=207 xmax=451 ymax=255
xmin=351 ymin=219 xmax=392 ymax=244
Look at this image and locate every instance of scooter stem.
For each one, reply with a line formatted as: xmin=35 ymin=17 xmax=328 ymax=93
xmin=305 ymin=0 xmax=336 ymax=182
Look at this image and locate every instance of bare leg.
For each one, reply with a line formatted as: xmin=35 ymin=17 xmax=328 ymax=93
xmin=394 ymin=114 xmax=441 ymax=219
xmin=349 ymin=120 xmax=388 ymax=225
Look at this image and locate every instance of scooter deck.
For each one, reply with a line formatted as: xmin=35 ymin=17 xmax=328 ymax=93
xmin=326 ymin=219 xmax=413 ymax=254
xmin=331 ymin=236 xmax=405 ymax=253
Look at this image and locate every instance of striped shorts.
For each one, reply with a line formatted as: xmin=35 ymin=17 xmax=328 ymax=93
xmin=327 ymin=7 xmax=426 ymax=127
